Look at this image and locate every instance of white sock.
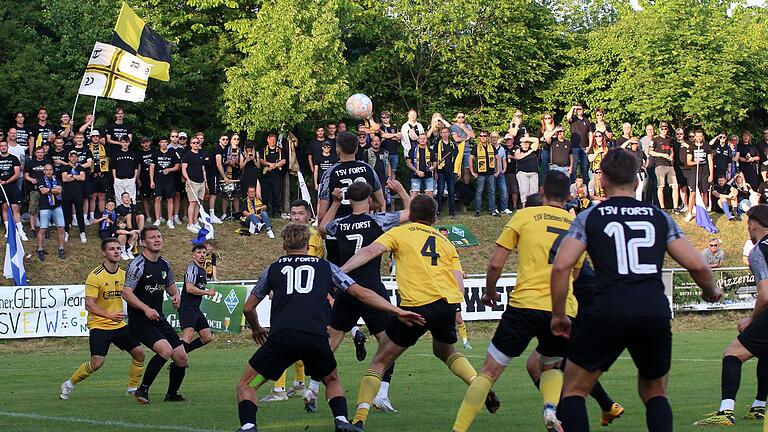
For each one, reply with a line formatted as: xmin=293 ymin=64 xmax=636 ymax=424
xmin=249 ymin=222 xmax=256 ymax=234
xmin=241 ymin=423 xmax=255 ymax=429
xmin=357 ymin=402 xmax=370 ymax=410
xmin=351 ymin=326 xmax=361 ymax=336
xmin=273 ymin=386 xmax=285 ymax=392
xmin=335 ymin=416 xmax=348 ymax=423
xmin=309 ymin=380 xmax=321 ymax=393
xmin=4 ymin=222 xmax=7 ymax=231
xmin=719 ymin=399 xmax=735 ymax=411
xmin=377 ymin=381 xmax=390 ymax=399
xmin=753 ymin=399 xmax=766 ymax=408
xmin=89 ymin=212 xmax=94 ymax=219
xmin=65 ymin=379 xmax=73 ymax=387
xmin=462 ymin=337 xmax=468 ymax=344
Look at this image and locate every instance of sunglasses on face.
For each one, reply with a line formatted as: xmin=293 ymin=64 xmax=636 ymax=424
xmin=709 ymin=244 xmax=718 ymax=247
xmin=180 ymin=137 xmax=187 ymax=140
xmin=660 ymin=127 xmax=668 ymax=130
xmin=594 ymin=170 xmax=602 ymax=174
xmin=480 ymin=134 xmax=488 ymax=137
xmin=457 ymin=116 xmax=465 ymax=119
xmin=544 ymin=117 xmax=552 ymax=120
xmin=170 ymin=135 xmax=178 ymax=138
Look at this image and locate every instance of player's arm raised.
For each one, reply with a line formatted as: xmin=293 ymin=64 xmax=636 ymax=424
xmin=386 ymin=179 xmax=411 ymax=223
xmin=340 ymin=242 xmax=387 ymax=273
xmin=666 ymin=237 xmax=720 ymax=302
xmin=318 ymin=188 xmax=342 ymax=235
xmin=550 ymin=237 xmax=587 ymax=338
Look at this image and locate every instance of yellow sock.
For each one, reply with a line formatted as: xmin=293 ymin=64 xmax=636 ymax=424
xmin=539 ymin=368 xmax=564 ymax=407
xmin=353 ymin=369 xmax=383 ymax=424
xmin=70 ymin=361 xmax=94 ymax=385
xmin=457 ymin=322 xmax=468 ymax=342
xmin=294 ymin=361 xmax=305 ymax=383
xmin=447 ymin=352 xmax=477 ymax=385
xmin=128 ymin=359 xmax=144 ymax=388
xmin=274 ymin=370 xmax=287 ymax=390
xmin=453 ymin=373 xmax=494 ymax=432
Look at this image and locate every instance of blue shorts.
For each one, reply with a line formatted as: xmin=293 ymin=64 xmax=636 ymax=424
xmin=39 ymin=207 xmax=65 ymax=229
xmin=461 ymin=144 xmax=472 ymax=169
xmin=410 ymin=177 xmax=435 ymax=193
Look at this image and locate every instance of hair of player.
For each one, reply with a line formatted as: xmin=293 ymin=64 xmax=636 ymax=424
xmin=336 ymin=131 xmax=359 ymax=155
xmin=192 ymin=244 xmax=207 ymax=252
xmin=289 ymin=199 xmax=311 ymax=213
xmin=747 ymin=205 xmax=768 ymax=229
xmin=543 ymin=171 xmax=570 ymax=202
xmin=101 ymin=237 xmax=120 ymax=251
xmin=347 ymin=182 xmax=372 ymax=202
xmin=140 ymin=225 xmax=161 ymax=240
xmin=409 ymin=194 xmax=438 ymax=224
xmin=525 ymin=193 xmax=543 ymax=207
xmin=601 ymin=149 xmax=637 ymax=186
xmin=281 ymin=222 xmax=311 ymax=251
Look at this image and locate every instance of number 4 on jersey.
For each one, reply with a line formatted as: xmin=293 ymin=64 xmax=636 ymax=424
xmin=421 ymin=235 xmax=440 ymax=266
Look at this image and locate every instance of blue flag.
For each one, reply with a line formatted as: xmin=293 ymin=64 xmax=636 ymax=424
xmin=695 ymin=192 xmax=718 ymax=234
xmin=3 ymin=206 xmax=27 ymax=285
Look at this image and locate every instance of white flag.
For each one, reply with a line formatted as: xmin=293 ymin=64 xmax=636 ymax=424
xmin=78 ymin=42 xmax=152 ymax=103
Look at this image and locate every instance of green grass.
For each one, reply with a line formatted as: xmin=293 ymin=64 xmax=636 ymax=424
xmin=0 ymin=325 xmax=765 ymax=431
xmin=0 ymin=209 xmax=753 ymax=286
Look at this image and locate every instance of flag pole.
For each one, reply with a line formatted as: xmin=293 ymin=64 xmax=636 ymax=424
xmin=92 ymin=96 xmax=98 ymax=118
xmin=71 ymin=93 xmax=80 ymax=124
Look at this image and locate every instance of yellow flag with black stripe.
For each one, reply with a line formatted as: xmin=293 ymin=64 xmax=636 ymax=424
xmin=111 ymin=2 xmax=172 ymax=81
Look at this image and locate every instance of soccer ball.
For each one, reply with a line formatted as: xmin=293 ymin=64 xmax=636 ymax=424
xmin=346 ymin=93 xmax=373 ymax=119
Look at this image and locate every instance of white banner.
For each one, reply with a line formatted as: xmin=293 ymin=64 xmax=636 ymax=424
xmin=78 ymin=42 xmax=152 ymax=102
xmin=0 ymin=285 xmax=88 ymax=339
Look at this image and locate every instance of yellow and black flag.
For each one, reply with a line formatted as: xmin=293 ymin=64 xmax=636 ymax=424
xmin=111 ymin=2 xmax=172 ymax=81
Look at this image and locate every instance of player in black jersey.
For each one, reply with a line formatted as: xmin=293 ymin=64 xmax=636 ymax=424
xmin=123 ymin=226 xmax=189 ymax=404
xmin=235 ymin=223 xmax=423 ymax=432
xmin=180 ymin=244 xmax=216 ymax=354
xmin=315 ymin=179 xmax=411 ymax=413
xmin=551 ymin=149 xmax=720 ymax=432
xmin=317 ymin=131 xmax=384 ymax=265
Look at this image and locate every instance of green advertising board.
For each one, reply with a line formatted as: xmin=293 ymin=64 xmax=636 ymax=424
xmin=434 ymin=224 xmax=479 ymax=247
xmin=162 ymin=284 xmax=248 ymax=333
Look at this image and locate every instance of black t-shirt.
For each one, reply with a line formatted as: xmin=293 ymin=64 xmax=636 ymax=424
xmin=549 ymin=139 xmax=572 ymax=167
xmin=152 ymin=149 xmax=179 ymax=184
xmin=181 ymin=150 xmax=206 ymax=183
xmin=72 ymin=146 xmax=93 ymax=169
xmin=250 ymin=255 xmax=354 ymax=336
xmin=138 ymin=148 xmax=154 ymax=178
xmin=30 ymin=123 xmax=55 ymax=146
xmin=569 ymin=196 xmax=683 ymax=318
xmin=260 ymin=146 xmax=286 ymax=178
xmin=712 ymin=182 xmax=732 ymax=197
xmin=48 ymin=148 xmax=69 ymax=175
xmin=14 ymin=126 xmax=31 ymax=148
xmin=504 ymin=144 xmax=518 ymax=174
xmin=738 ymin=144 xmax=759 ymax=164
xmin=213 ymin=144 xmax=229 ymax=177
xmin=125 ymin=255 xmax=175 ymax=320
xmin=516 ymin=150 xmax=538 ymax=173
xmin=37 ymin=175 xmax=63 ymax=209
xmin=62 ymin=164 xmax=86 ymax=195
xmin=0 ymin=154 xmax=21 ymax=181
xmin=325 ymin=212 xmax=400 ymax=294
xmin=315 ymin=151 xmax=337 ymax=181
xmin=182 ymin=262 xmax=207 ymax=309
xmin=689 ymin=142 xmax=712 ymax=167
xmin=105 ymin=122 xmax=133 ymax=146
xmin=116 ymin=203 xmax=141 ymax=218
xmin=368 ymin=149 xmax=388 ymax=183
xmin=434 ymin=140 xmax=457 ymax=173
xmin=380 ymin=124 xmax=400 ymax=155
xmin=25 ymin=157 xmax=52 ymax=185
xmin=568 ymin=117 xmax=593 ymax=149
xmin=677 ymin=143 xmax=691 ymax=171
xmin=306 ymin=139 xmax=329 ymax=165
xmin=759 ymin=182 xmax=768 ymax=204
xmin=318 ymin=160 xmax=383 ymax=218
xmin=652 ymin=136 xmax=674 ymax=166
xmin=712 ymin=144 xmax=733 ymax=173
xmin=111 ymin=150 xmax=139 ymax=179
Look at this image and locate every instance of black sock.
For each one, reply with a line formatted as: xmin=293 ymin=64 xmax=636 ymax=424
xmin=167 ymin=363 xmax=187 ymax=396
xmin=756 ymin=358 xmax=768 ymax=401
xmin=559 ymin=396 xmax=589 ymax=432
xmin=382 ymin=363 xmax=395 ymax=383
xmin=184 ymin=338 xmax=204 ymax=353
xmin=328 ymin=395 xmax=349 ymax=419
xmin=645 ymin=396 xmax=672 ymax=432
xmin=590 ymin=380 xmax=615 ymax=412
xmin=722 ymin=355 xmax=743 ymax=401
xmin=238 ymin=400 xmax=258 ymax=426
xmin=141 ymin=354 xmax=168 ymax=388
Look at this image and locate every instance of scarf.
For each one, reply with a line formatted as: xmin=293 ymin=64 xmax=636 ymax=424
xmin=91 ymin=142 xmax=108 ymax=173
xmin=476 ymin=143 xmax=496 ymax=174
xmin=413 ymin=145 xmax=431 ymax=172
xmin=225 ymin=145 xmax=240 ymax=178
xmin=594 ymin=179 xmax=605 ymax=198
xmin=262 ymin=146 xmax=282 ymax=174
xmin=245 ymin=197 xmax=265 ymax=215
xmin=436 ymin=140 xmax=456 ymax=171
xmin=43 ymin=175 xmax=58 ymax=206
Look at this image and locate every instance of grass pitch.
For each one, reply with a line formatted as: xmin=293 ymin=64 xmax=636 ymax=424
xmin=1 ymin=326 xmax=766 ymax=431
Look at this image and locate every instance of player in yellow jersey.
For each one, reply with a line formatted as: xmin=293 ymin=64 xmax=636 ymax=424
xmin=59 ymin=237 xmax=145 ymax=400
xmin=260 ymin=199 xmax=321 ymax=402
xmin=341 ymin=194 xmax=499 ymax=430
xmin=452 ymin=171 xmax=578 ymax=432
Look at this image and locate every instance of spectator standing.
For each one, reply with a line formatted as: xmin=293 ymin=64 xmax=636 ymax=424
xmin=5 ymin=128 xmax=26 ymax=198
xmin=451 ymin=111 xmax=476 ymax=184
xmin=240 ymin=140 xmax=261 ymax=191
xmin=649 ymin=121 xmax=680 ymax=211
xmin=400 ymin=109 xmax=424 ymax=156
xmin=434 ymin=127 xmax=458 ymax=218
xmin=182 ymin=136 xmax=208 ymax=233
xmin=469 ymin=131 xmax=499 ymax=216
xmin=587 ymin=131 xmax=609 ymax=173
xmin=621 ymin=137 xmax=647 ymax=201
xmin=61 ymin=150 xmax=87 ymax=243
xmin=88 ymin=130 xmax=110 ymax=224
xmin=326 ymin=122 xmax=338 ymax=146
xmin=502 ymin=134 xmax=520 ymax=211
xmin=30 ymin=107 xmax=55 ymax=155
xmin=171 ymin=132 xmax=189 ymax=225
xmin=56 ymin=112 xmax=75 ymax=145
xmin=491 ymin=132 xmax=512 ymax=214
xmin=150 ymin=136 xmax=179 ymax=229
xmin=566 ymin=103 xmax=593 ymax=182
xmin=514 ymin=136 xmax=540 ymax=207
xmin=427 ymin=113 xmax=451 ymax=148
xmin=259 ymin=133 xmax=286 ymax=217
xmin=701 ymin=238 xmax=725 ymax=268
xmin=673 ymin=128 xmax=690 ymax=212
xmin=593 ymin=108 xmax=613 ymax=144
xmin=0 ymin=140 xmax=26 ymax=240
xmin=757 ymin=171 xmax=768 ymax=204
xmin=137 ymin=137 xmax=155 ymax=220
xmin=313 ymin=142 xmax=336 ymax=193
xmin=306 ymin=126 xmax=329 ymax=190
xmin=738 ymin=130 xmax=761 ymax=189
xmin=615 ymin=122 xmax=633 ymax=148
xmin=711 ymin=133 xmax=735 ymax=181
xmin=538 ymin=112 xmax=557 ymax=178
xmin=364 ymin=135 xmax=391 ymax=212
xmin=683 ymin=130 xmax=714 ymax=222
xmin=13 ymin=112 xmax=33 ymax=157
xmin=104 ymin=107 xmax=133 ymax=155
xmin=111 ymin=136 xmax=139 ymax=203
xmin=25 ymin=146 xmax=52 ymax=235
xmin=379 ymin=111 xmax=401 ymax=182
xmin=36 ymin=164 xmax=66 ymax=260
xmin=406 ymin=134 xmax=436 ymax=197
xmin=216 ymin=133 xmax=243 ymax=220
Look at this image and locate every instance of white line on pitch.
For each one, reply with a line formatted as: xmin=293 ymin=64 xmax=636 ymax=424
xmin=412 ymin=353 xmax=721 ymax=362
xmin=0 ymin=411 xmax=224 ymax=432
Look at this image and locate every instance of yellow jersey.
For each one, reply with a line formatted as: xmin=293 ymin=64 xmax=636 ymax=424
xmin=375 ymin=222 xmax=463 ymax=307
xmin=85 ymin=263 xmax=127 ymax=330
xmin=309 ymin=227 xmax=325 ymax=258
xmin=496 ymin=206 xmax=582 ymax=316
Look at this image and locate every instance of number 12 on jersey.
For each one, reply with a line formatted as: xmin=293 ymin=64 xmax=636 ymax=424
xmin=604 ymin=221 xmax=657 ymax=275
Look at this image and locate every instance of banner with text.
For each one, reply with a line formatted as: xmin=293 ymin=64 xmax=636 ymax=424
xmin=0 ymin=285 xmax=89 ymax=339
xmin=673 ymin=268 xmax=756 ymax=311
xmin=162 ymin=284 xmax=247 ymax=333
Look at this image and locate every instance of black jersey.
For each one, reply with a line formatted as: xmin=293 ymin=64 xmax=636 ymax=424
xmin=182 ymin=262 xmax=207 ymax=309
xmin=250 ymin=255 xmax=355 ymax=336
xmin=566 ymin=196 xmax=683 ymax=318
xmin=138 ymin=148 xmax=154 ymax=178
xmin=48 ymin=147 xmax=69 ymax=175
xmin=0 ymin=154 xmax=20 ymax=181
xmin=317 ymin=160 xmax=382 ymax=218
xmin=111 ymin=150 xmax=139 ymax=179
xmin=71 ymin=146 xmax=93 ymax=168
xmin=124 ymin=255 xmax=175 ymax=320
xmin=152 ymin=149 xmax=179 ymax=183
xmin=325 ymin=212 xmax=400 ymax=293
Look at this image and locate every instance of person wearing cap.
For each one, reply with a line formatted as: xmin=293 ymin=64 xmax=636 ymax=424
xmin=621 ymin=136 xmax=647 ymax=200
xmin=649 ymin=121 xmax=680 ymax=212
xmin=111 ymin=135 xmax=140 ymax=203
xmin=88 ymin=129 xmax=110 ymax=225
xmin=548 ymin=126 xmax=572 ymax=177
xmin=61 ymin=150 xmax=88 ymax=243
xmin=105 ymin=107 xmax=133 ymax=154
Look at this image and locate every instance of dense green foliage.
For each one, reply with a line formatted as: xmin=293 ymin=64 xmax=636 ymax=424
xmin=1 ymin=0 xmax=767 ymax=139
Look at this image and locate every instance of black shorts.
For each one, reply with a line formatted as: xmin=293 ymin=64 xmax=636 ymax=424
xmin=139 ymin=175 xmax=153 ymax=198
xmin=175 ymin=174 xmax=185 ymax=196
xmin=248 ymin=329 xmax=336 ymax=381
xmin=154 ymin=181 xmax=176 ymax=199
xmin=81 ymin=177 xmax=92 ymax=199
xmin=567 ymin=315 xmax=671 ymax=380
xmin=685 ymin=168 xmax=710 ymax=193
xmin=129 ymin=316 xmax=183 ymax=350
xmin=179 ymin=306 xmax=209 ymax=332
xmin=0 ymin=185 xmax=21 ymax=205
xmin=89 ymin=326 xmax=141 ymax=357
xmin=674 ymin=166 xmax=687 ymax=187
xmin=207 ymin=173 xmax=218 ymax=194
xmin=329 ymin=290 xmax=392 ymax=335
xmin=99 ymin=226 xmax=117 ymax=240
xmin=738 ymin=310 xmax=768 ymax=358
xmin=490 ymin=307 xmax=569 ymax=360
xmin=386 ymin=300 xmax=458 ymax=348
xmin=91 ymin=173 xmax=112 ymax=194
